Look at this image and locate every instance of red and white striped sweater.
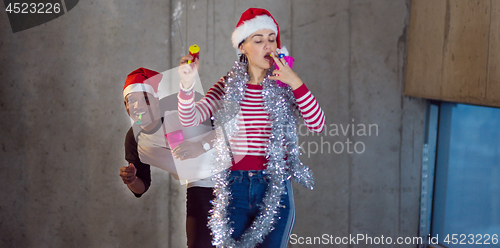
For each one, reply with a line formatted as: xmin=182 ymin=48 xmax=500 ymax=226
xmin=178 ymin=78 xmax=325 ymax=170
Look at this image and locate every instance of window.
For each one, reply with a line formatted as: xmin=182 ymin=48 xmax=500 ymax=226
xmin=421 ymin=102 xmax=500 ymax=247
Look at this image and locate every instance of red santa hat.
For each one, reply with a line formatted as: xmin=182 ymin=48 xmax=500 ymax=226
xmin=122 ymin=67 xmax=163 ymax=99
xmin=232 ymin=8 xmax=281 ymax=49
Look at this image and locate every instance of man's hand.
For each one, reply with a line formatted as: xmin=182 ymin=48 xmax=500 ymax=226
xmin=119 ymin=163 xmax=138 ymax=185
xmin=172 ymin=141 xmax=204 ymax=160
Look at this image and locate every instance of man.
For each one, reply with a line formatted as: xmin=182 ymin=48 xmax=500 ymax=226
xmin=118 ymin=67 xmax=216 ymax=248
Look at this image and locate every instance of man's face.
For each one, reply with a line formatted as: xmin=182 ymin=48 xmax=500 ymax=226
xmin=124 ymin=92 xmax=160 ymax=127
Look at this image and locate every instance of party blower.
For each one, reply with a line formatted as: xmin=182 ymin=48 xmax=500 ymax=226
xmin=274 ymin=46 xmax=294 ymax=87
xmin=188 ymin=44 xmax=200 ymax=66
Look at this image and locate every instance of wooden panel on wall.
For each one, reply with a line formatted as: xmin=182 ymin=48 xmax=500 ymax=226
xmin=487 ymin=1 xmax=500 ymax=106
xmin=442 ymin=0 xmax=490 ymax=102
xmin=405 ymin=0 xmax=500 ymax=108
xmin=405 ymin=0 xmax=446 ymax=99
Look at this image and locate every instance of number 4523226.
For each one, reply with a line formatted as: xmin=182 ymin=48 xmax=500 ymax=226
xmin=443 ymin=234 xmax=498 ymax=245
xmin=5 ymin=3 xmax=61 ymax=14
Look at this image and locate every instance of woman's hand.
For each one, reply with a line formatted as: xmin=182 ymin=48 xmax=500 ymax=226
xmin=172 ymin=141 xmax=204 ymax=161
xmin=268 ymin=52 xmax=303 ymax=90
xmin=178 ymin=55 xmax=199 ymax=89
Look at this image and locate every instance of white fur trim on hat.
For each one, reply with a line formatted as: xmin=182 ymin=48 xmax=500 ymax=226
xmin=123 ymin=83 xmax=157 ymax=98
xmin=232 ymin=15 xmax=278 ymax=49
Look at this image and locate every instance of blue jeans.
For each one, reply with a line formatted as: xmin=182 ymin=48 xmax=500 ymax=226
xmin=227 ymin=170 xmax=295 ymax=248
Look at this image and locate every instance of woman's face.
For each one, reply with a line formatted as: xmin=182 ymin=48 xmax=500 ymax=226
xmin=240 ymin=29 xmax=277 ymax=70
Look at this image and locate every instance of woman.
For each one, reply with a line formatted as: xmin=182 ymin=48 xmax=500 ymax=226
xmin=178 ymin=8 xmax=325 ymax=248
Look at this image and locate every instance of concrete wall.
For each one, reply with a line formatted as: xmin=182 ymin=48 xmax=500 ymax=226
xmin=0 ymin=0 xmax=425 ymax=247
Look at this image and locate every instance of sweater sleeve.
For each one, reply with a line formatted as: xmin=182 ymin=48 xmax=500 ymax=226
xmin=292 ymin=83 xmax=325 ymax=133
xmin=178 ymin=78 xmax=225 ymax=127
xmin=124 ymin=127 xmax=151 ymax=198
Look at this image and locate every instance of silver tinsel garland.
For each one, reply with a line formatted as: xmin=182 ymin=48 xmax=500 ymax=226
xmin=208 ymin=61 xmax=315 ymax=248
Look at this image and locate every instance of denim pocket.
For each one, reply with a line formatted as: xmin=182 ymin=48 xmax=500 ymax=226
xmin=227 ymin=176 xmax=238 ymax=186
